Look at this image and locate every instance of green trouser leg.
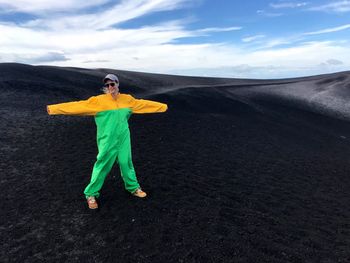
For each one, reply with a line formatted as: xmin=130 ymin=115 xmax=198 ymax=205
xmin=83 ymin=148 xmax=118 ymax=198
xmin=117 ymin=133 xmax=140 ymax=193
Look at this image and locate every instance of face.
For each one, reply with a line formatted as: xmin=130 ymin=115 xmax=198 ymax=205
xmin=104 ymin=79 xmax=119 ymax=94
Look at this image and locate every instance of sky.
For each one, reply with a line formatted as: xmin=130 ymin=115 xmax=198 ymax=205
xmin=0 ymin=0 xmax=350 ymax=79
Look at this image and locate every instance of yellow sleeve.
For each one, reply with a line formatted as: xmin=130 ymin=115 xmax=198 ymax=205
xmin=129 ymin=95 xmax=168 ymax=114
xmin=47 ymin=96 xmax=99 ymax=116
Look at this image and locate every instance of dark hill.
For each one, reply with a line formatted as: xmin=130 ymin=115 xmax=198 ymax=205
xmin=1 ymin=63 xmax=350 ymax=263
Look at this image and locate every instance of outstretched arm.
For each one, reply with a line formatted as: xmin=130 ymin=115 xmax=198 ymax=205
xmin=129 ymin=95 xmax=168 ymax=114
xmin=47 ymin=96 xmax=99 ymax=116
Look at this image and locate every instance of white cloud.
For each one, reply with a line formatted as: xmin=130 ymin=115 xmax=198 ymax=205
xmin=0 ymin=51 xmax=69 ymax=64
xmin=270 ymin=2 xmax=308 ymax=9
xmin=326 ymin=59 xmax=343 ymax=65
xmin=30 ymin=52 xmax=69 ymax=63
xmin=21 ymin=0 xmax=189 ymax=30
xmin=173 ymin=41 xmax=350 ymax=79
xmin=56 ymin=41 xmax=350 ymax=79
xmin=246 ymin=23 xmax=350 ymax=49
xmin=242 ymin=35 xmax=265 ymax=43
xmin=0 ymin=0 xmax=109 ymax=13
xmin=83 ymin=59 xmax=110 ymax=64
xmin=309 ymin=1 xmax=350 ymax=13
xmin=196 ymin=27 xmax=242 ymax=33
xmin=256 ymin=9 xmax=283 ymax=17
xmin=250 ymin=35 xmax=302 ymax=49
xmin=303 ymin=24 xmax=350 ymax=35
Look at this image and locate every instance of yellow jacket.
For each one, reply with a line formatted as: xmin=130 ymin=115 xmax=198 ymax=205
xmin=47 ymin=93 xmax=168 ymax=116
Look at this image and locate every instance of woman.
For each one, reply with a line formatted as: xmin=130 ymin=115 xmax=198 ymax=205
xmin=47 ymin=74 xmax=168 ymax=209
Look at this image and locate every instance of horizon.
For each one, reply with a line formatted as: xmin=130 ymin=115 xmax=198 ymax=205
xmin=1 ymin=0 xmax=350 ymax=79
xmin=2 ymin=62 xmax=350 ymax=81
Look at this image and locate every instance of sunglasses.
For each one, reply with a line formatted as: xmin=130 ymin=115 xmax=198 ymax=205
xmin=104 ymin=82 xmax=117 ymax=88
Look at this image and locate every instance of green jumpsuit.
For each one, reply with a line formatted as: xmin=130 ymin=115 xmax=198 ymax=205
xmin=47 ymin=93 xmax=168 ymax=198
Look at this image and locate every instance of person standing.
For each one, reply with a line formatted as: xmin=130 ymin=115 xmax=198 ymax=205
xmin=47 ymin=74 xmax=168 ymax=209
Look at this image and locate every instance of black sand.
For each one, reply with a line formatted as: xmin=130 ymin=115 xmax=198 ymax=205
xmin=1 ymin=63 xmax=350 ymax=262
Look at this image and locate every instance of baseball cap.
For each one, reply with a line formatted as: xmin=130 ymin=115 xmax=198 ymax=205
xmin=103 ymin=74 xmax=119 ymax=83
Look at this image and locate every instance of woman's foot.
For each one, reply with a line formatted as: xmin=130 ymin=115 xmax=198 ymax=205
xmin=132 ymin=188 xmax=147 ymax=198
xmin=87 ymin=196 xmax=98 ymax=209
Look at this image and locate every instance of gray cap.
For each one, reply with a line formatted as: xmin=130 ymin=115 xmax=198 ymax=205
xmin=103 ymin=73 xmax=119 ymax=83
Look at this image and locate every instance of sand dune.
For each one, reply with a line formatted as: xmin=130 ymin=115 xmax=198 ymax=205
xmin=1 ymin=63 xmax=350 ymax=262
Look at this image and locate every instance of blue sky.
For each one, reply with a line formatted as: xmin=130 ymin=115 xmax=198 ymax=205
xmin=0 ymin=0 xmax=350 ymax=79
